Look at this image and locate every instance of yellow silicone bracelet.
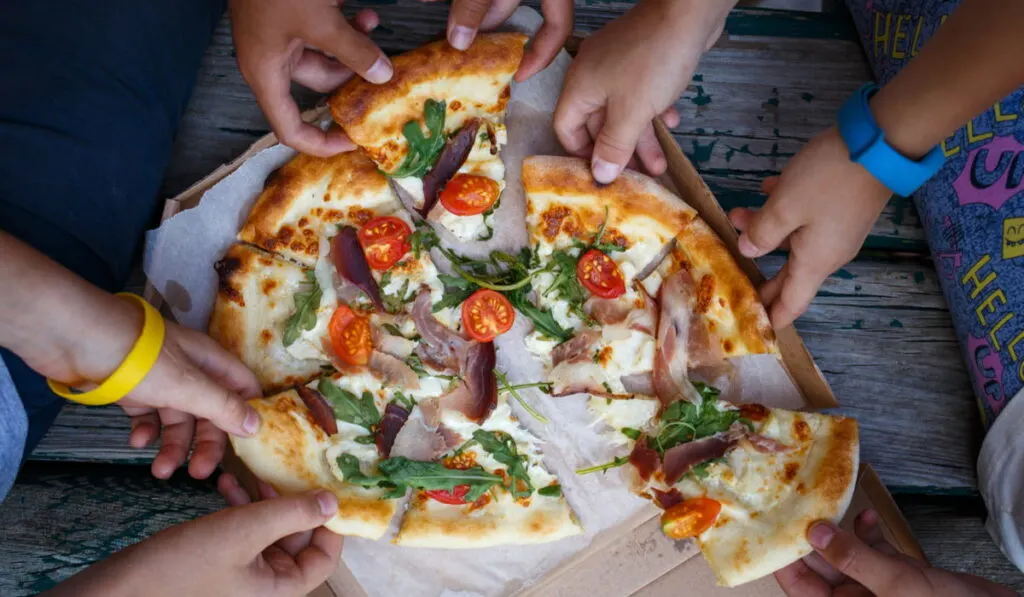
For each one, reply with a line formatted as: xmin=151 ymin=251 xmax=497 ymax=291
xmin=47 ymin=293 xmax=166 ymax=406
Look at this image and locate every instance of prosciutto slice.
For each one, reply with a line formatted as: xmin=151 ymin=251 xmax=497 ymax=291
xmin=295 ymin=385 xmax=337 ymax=436
xmin=551 ymin=330 xmax=600 ymax=366
xmin=389 ymin=409 xmax=459 ymax=461
xmin=375 ymin=403 xmax=410 ymax=457
xmin=620 ymin=372 xmax=655 ymax=396
xmin=661 ymin=434 xmax=736 ymax=486
xmin=330 ymin=227 xmax=382 ymax=310
xmin=651 ymin=488 xmax=684 ymax=509
xmin=412 ymin=290 xmax=470 ymax=372
xmin=628 ymin=437 xmax=661 ymax=482
xmin=368 ymin=350 xmax=420 ymax=389
xmin=438 ymin=341 xmax=497 ymax=423
xmin=653 ymin=269 xmax=704 ymax=406
xmin=420 ymin=120 xmax=481 ymax=216
xmin=549 ymin=361 xmax=612 ymax=396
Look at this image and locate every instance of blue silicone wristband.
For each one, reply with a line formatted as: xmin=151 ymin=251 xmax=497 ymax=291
xmin=836 ymin=83 xmax=945 ymax=197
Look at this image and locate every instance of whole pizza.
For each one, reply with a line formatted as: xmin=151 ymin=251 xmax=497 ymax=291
xmin=208 ymin=33 xmax=859 ymax=588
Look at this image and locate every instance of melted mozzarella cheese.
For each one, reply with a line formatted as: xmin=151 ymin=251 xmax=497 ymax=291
xmin=587 ymin=396 xmax=659 ymax=445
xmin=436 ymin=207 xmax=488 ymax=241
xmin=439 ymin=402 xmax=557 ymax=489
xmin=285 ymin=234 xmax=340 ymax=362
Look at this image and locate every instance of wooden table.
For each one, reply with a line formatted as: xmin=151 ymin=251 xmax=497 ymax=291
xmin=3 ymin=2 xmax=1023 ymax=594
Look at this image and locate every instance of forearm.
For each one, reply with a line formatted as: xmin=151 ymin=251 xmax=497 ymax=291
xmin=870 ymin=0 xmax=1024 ymax=158
xmin=0 ymin=231 xmax=140 ymax=384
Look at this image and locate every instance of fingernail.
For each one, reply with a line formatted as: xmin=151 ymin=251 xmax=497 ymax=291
xmin=317 ymin=491 xmax=338 ymax=516
xmin=242 ymin=408 xmax=261 ymax=435
xmin=592 ymin=158 xmax=620 ymax=184
xmin=738 ymin=235 xmax=760 ymax=258
xmin=365 ymin=56 xmax=393 ymax=84
xmin=449 ymin=25 xmax=475 ymax=51
xmin=808 ymin=522 xmax=836 ymax=549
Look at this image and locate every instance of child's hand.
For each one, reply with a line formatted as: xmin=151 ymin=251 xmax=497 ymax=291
xmin=554 ymin=0 xmax=733 ymax=183
xmin=729 ymin=128 xmax=891 ymax=328
xmin=776 ymin=510 xmax=1017 ymax=597
xmin=43 ymin=490 xmax=343 ymax=597
xmin=230 ymin=0 xmax=390 ymax=157
xmin=440 ymin=0 xmax=573 ymax=82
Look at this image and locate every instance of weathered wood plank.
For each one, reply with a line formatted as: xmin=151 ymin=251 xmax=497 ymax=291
xmin=2 ymin=467 xmax=1020 ymax=596
xmin=34 ymin=255 xmax=979 ymax=492
xmin=895 ymin=494 xmax=1024 ymax=592
xmin=160 ymin=6 xmax=925 ymax=251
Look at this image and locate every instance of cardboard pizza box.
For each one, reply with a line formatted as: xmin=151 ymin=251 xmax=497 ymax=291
xmin=146 ymin=96 xmax=924 ymax=597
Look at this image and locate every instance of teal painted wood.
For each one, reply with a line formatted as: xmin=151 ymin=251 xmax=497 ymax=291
xmin=0 ymin=464 xmax=221 ymax=596
xmin=161 ymin=6 xmax=926 ymax=252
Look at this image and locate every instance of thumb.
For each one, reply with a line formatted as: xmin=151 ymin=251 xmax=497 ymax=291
xmin=232 ymin=490 xmax=339 ymax=549
xmin=737 ymin=190 xmax=797 ymax=258
xmin=591 ymin=100 xmax=651 ymax=184
xmin=807 ymin=521 xmax=920 ymax=596
xmin=447 ymin=0 xmax=495 ymax=50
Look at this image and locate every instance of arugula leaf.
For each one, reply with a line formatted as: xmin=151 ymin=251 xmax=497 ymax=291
xmin=602 ymin=381 xmax=613 ymax=394
xmin=505 ymin=283 xmax=572 ymax=342
xmin=318 ymin=378 xmax=381 ymax=430
xmin=391 ymin=391 xmax=416 ymax=412
xmin=495 ymin=369 xmax=548 ymax=424
xmin=409 ymin=222 xmax=440 ymax=258
xmin=575 ymin=456 xmax=629 ymax=475
xmin=354 ymin=435 xmax=377 ymax=445
xmin=390 ymin=99 xmax=447 ymax=179
xmin=540 ymin=249 xmax=591 ymax=323
xmin=380 ymin=276 xmax=414 ymax=314
xmin=282 ymin=270 xmax=322 ymax=347
xmin=538 ymin=484 xmax=562 ymax=497
xmin=336 ymin=454 xmax=390 ymax=488
xmin=652 ymin=389 xmax=750 ymax=455
xmin=620 ymin=427 xmax=642 ymax=441
xmin=432 ymin=273 xmax=478 ymax=312
xmin=378 ymin=457 xmax=502 ymax=502
xmin=404 ymin=354 xmax=429 ymax=378
xmin=472 ymin=430 xmax=534 ymax=499
xmin=381 ymin=323 xmax=405 ymax=337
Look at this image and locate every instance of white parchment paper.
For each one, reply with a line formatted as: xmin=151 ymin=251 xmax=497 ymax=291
xmin=144 ymin=8 xmax=650 ymax=596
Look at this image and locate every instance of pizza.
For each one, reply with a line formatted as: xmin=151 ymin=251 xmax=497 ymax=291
xmin=206 ymin=34 xmax=859 ymax=585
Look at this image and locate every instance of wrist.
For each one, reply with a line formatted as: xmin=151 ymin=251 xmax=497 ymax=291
xmin=867 ymin=86 xmax=937 ymax=161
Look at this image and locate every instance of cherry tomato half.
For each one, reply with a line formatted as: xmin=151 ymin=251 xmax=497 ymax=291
xmin=440 ymin=174 xmax=500 ymax=216
xmin=461 ymin=289 xmax=515 ymax=342
xmin=328 ymin=305 xmax=372 ymax=366
xmin=577 ymin=249 xmax=626 ymax=298
xmin=357 ymin=216 xmax=411 ymax=270
xmin=660 ymin=497 xmax=722 ymax=540
xmin=424 ymin=485 xmax=471 ymax=505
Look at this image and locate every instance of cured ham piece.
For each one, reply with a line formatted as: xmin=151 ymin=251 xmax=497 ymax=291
xmin=421 ymin=120 xmax=481 ymax=216
xmin=651 ymin=488 xmax=684 ymax=509
xmin=628 ymin=437 xmax=660 ymax=482
xmin=549 ymin=361 xmax=611 ymax=396
xmin=412 ymin=290 xmax=470 ymax=372
xmin=620 ymin=372 xmax=655 ymax=396
xmin=295 ymin=385 xmax=338 ymax=436
xmin=551 ymin=330 xmax=600 ymax=366
xmin=653 ymin=269 xmax=704 ymax=406
xmin=661 ymin=434 xmax=736 ymax=486
xmin=331 ymin=227 xmax=382 ymax=310
xmin=742 ymin=432 xmax=791 ymax=454
xmin=375 ymin=403 xmax=410 ymax=457
xmin=584 ymin=296 xmax=631 ymax=326
xmin=389 ymin=409 xmax=459 ymax=461
xmin=368 ymin=350 xmax=420 ymax=389
xmin=438 ymin=341 xmax=497 ymax=423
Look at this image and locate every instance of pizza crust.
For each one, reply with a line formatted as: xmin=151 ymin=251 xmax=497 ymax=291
xmin=231 ymin=390 xmax=399 ymax=539
xmin=239 ymin=150 xmax=400 ymax=267
xmin=394 ymin=489 xmax=582 ymax=548
xmin=329 ymin=33 xmax=526 ymax=172
xmin=208 ymin=243 xmax=326 ymax=392
xmin=697 ymin=412 xmax=859 ymax=587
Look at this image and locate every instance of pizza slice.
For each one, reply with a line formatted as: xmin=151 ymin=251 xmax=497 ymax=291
xmin=393 ymin=396 xmax=583 ymax=548
xmin=209 ymin=243 xmax=329 ymax=392
xmin=581 ymin=385 xmax=858 ymax=587
xmin=329 ymin=33 xmax=527 ymax=242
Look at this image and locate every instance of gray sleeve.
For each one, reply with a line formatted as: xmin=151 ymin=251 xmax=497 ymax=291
xmin=0 ymin=355 xmax=28 ymax=501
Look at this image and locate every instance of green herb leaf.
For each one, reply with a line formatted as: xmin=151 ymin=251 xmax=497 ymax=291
xmin=378 ymin=457 xmax=502 ymax=502
xmin=318 ymin=378 xmax=381 ymax=430
xmin=410 ymin=222 xmax=440 ymax=258
xmin=391 ymin=391 xmax=416 ymax=412
xmin=382 ymin=323 xmax=405 ymax=337
xmin=432 ymin=273 xmax=478 ymax=312
xmin=390 ymin=100 xmax=447 ymax=179
xmin=620 ymin=427 xmax=642 ymax=441
xmin=336 ymin=454 xmax=391 ymax=488
xmin=282 ymin=270 xmax=322 ymax=347
xmin=653 ymin=387 xmax=749 ymax=455
xmin=380 ymin=276 xmax=414 ymax=314
xmin=495 ymin=369 xmax=548 ymax=424
xmin=404 ymin=354 xmax=429 ymax=378
xmin=505 ymin=283 xmax=572 ymax=342
xmin=472 ymin=430 xmax=534 ymax=499
xmin=575 ymin=456 xmax=629 ymax=475
xmin=354 ymin=435 xmax=377 ymax=445
xmin=538 ymin=484 xmax=562 ymax=497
